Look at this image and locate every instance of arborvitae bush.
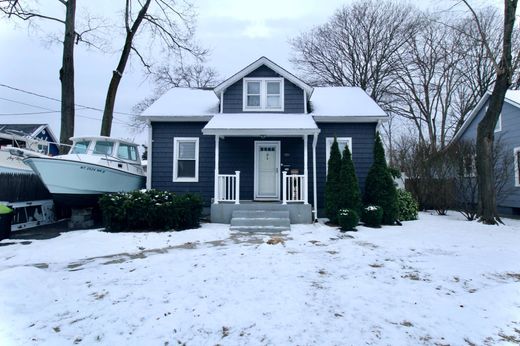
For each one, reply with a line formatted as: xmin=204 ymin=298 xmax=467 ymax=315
xmin=99 ymin=190 xmax=203 ymax=232
xmin=364 ymin=133 xmax=398 ymax=225
xmin=361 ymin=205 xmax=383 ymax=228
xmin=397 ymin=189 xmax=419 ymax=221
xmin=339 ymin=144 xmax=362 ymax=214
xmin=337 ymin=208 xmax=359 ymax=231
xmin=325 ymin=137 xmax=343 ymax=223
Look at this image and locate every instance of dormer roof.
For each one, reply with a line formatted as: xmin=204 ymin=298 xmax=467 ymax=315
xmin=213 ymin=56 xmax=314 ymax=97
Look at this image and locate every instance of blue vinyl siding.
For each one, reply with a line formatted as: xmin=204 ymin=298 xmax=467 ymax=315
xmin=458 ymin=100 xmax=520 ymax=213
xmin=151 ymin=122 xmax=215 ymax=205
xmin=151 ymin=121 xmax=377 ymax=215
xmin=315 ymin=122 xmax=377 ymax=215
xmin=222 ymin=65 xmax=304 ymax=113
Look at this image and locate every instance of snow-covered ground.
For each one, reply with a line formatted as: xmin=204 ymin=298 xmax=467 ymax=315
xmin=1 ymin=212 xmax=519 ymax=345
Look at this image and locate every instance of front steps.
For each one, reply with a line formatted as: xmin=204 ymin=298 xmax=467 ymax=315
xmin=230 ymin=209 xmax=291 ymax=233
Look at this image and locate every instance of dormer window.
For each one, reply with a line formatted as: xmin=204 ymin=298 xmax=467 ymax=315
xmin=243 ymin=78 xmax=284 ymax=111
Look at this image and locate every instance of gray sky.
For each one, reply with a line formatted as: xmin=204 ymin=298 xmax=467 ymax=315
xmin=0 ymin=0 xmax=503 ymax=145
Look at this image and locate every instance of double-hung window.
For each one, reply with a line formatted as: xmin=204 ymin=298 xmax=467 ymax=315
xmin=326 ymin=137 xmax=352 ymax=174
xmin=243 ymin=78 xmax=284 ymax=111
xmin=173 ymin=137 xmax=199 ymax=182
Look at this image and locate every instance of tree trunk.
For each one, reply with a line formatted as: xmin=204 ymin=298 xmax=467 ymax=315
xmin=100 ymin=0 xmax=151 ymax=137
xmin=475 ymin=0 xmax=517 ymax=224
xmin=59 ymin=0 xmax=76 ymax=146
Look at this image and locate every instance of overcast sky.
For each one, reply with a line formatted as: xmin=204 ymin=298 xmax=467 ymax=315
xmin=0 ymin=0 xmax=503 ymax=145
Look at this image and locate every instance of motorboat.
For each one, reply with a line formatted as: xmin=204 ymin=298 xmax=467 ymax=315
xmin=0 ymin=131 xmax=54 ymax=174
xmin=24 ymin=136 xmax=146 ymax=207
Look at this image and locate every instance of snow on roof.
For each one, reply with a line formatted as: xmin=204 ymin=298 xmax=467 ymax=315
xmin=141 ymin=88 xmax=219 ymax=117
xmin=505 ymin=90 xmax=520 ymax=106
xmin=202 ymin=113 xmax=319 ymax=135
xmin=310 ymin=87 xmax=387 ymax=117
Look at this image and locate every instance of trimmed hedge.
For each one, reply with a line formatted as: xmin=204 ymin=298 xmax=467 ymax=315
xmin=397 ymin=189 xmax=419 ymax=221
xmin=361 ymin=205 xmax=383 ymax=228
xmin=325 ymin=137 xmax=343 ymax=223
xmin=338 ymin=208 xmax=359 ymax=231
xmin=99 ymin=190 xmax=203 ymax=232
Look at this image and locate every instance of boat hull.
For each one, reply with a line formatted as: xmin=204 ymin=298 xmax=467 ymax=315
xmin=24 ymin=157 xmax=145 ymax=207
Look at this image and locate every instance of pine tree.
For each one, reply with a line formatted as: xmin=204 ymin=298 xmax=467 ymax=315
xmin=325 ymin=137 xmax=342 ymax=223
xmin=364 ymin=133 xmax=398 ymax=225
xmin=339 ymin=144 xmax=362 ymax=214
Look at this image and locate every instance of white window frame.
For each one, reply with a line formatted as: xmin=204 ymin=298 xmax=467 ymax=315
xmin=326 ymin=137 xmax=352 ymax=174
xmin=173 ymin=137 xmax=199 ymax=182
xmin=514 ymin=147 xmax=520 ymax=187
xmin=495 ymin=114 xmax=502 ymax=133
xmin=243 ymin=78 xmax=284 ymax=112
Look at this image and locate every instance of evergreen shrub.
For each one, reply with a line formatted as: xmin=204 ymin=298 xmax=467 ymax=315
xmin=397 ymin=189 xmax=419 ymax=221
xmin=361 ymin=205 xmax=383 ymax=227
xmin=337 ymin=208 xmax=359 ymax=231
xmin=99 ymin=190 xmax=203 ymax=232
xmin=325 ymin=137 xmax=343 ymax=223
xmin=364 ymin=133 xmax=398 ymax=225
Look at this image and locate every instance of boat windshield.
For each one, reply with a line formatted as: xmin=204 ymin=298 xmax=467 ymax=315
xmin=117 ymin=143 xmax=138 ymax=161
xmin=70 ymin=141 xmax=90 ymax=154
xmin=93 ymin=141 xmax=114 ymax=156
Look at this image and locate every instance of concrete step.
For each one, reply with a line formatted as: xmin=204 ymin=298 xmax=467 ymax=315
xmin=230 ymin=208 xmax=291 ymax=233
xmin=229 ymin=225 xmax=290 ymax=233
xmin=232 ymin=210 xmax=290 ymax=219
xmin=231 ymin=217 xmax=290 ymax=228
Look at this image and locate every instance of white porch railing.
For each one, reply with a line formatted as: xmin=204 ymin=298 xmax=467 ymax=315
xmin=282 ymin=171 xmax=306 ymax=204
xmin=217 ymin=171 xmax=240 ymax=204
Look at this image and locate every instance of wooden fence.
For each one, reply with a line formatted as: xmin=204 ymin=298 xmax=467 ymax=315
xmin=0 ymin=173 xmax=51 ymax=202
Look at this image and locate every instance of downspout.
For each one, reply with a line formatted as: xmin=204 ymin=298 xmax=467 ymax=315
xmin=312 ymin=132 xmax=318 ymax=222
xmin=146 ymin=119 xmax=152 ymax=190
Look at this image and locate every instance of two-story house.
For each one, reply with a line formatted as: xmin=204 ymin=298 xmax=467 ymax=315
xmin=141 ymin=57 xmax=387 ymax=229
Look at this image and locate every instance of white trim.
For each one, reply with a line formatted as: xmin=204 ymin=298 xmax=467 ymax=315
xmin=146 ymin=121 xmax=152 ymax=189
xmin=254 ymin=141 xmax=281 ymax=200
xmin=495 ymin=113 xmax=502 ymax=132
xmin=214 ymin=135 xmax=219 ymax=204
xmin=515 ymin=147 xmax=520 ymax=187
xmin=243 ymin=78 xmax=284 ymax=112
xmin=325 ymin=137 xmax=352 ymax=174
xmin=303 ymin=90 xmax=307 ymax=114
xmin=313 ymin=115 xmax=388 ymax=123
xmin=220 ymin=91 xmax=223 ymax=114
xmin=203 ymin=128 xmax=320 ymax=136
xmin=173 ymin=137 xmax=199 ymax=182
xmin=303 ymin=134 xmax=308 ymax=204
xmin=214 ymin=56 xmax=313 ymax=97
xmin=144 ymin=116 xmax=212 ymax=122
xmin=312 ymin=134 xmax=318 ymax=221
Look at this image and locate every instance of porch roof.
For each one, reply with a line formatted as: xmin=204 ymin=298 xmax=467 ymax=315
xmin=201 ymin=113 xmax=320 ymax=136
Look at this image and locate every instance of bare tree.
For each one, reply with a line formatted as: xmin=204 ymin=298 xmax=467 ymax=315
xmin=462 ymin=0 xmax=518 ymax=224
xmin=100 ymin=0 xmax=206 ymax=136
xmin=1 ymin=0 xmax=77 ymax=145
xmin=131 ymin=63 xmax=219 ymax=129
xmin=290 ymin=0 xmax=419 ymax=108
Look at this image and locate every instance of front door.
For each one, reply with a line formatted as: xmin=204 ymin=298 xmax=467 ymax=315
xmin=254 ymin=141 xmax=280 ymax=200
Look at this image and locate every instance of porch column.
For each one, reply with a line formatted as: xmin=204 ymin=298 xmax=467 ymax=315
xmin=303 ymin=134 xmax=309 ymax=204
xmin=214 ymin=135 xmax=219 ymax=204
xmin=312 ymin=133 xmax=318 ymax=221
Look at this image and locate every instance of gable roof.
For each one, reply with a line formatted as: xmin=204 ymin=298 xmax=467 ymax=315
xmin=213 ymin=56 xmax=314 ymax=97
xmin=0 ymin=123 xmax=57 ymax=142
xmin=310 ymin=87 xmax=387 ymax=118
xmin=141 ymin=88 xmax=219 ymax=120
xmin=451 ymin=90 xmax=520 ymax=143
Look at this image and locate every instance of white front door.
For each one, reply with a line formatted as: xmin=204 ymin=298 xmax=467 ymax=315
xmin=254 ymin=141 xmax=280 ymax=200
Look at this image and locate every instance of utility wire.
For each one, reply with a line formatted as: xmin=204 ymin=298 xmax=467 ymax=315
xmin=0 ymin=82 xmax=137 ymax=117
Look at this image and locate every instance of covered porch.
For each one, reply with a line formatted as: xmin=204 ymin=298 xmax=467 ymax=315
xmin=202 ymin=113 xmax=320 ymax=224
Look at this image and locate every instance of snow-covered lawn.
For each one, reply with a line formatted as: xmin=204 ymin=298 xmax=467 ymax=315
xmin=1 ymin=212 xmax=520 ymax=345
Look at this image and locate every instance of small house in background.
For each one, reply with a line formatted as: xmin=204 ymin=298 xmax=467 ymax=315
xmin=0 ymin=124 xmax=59 ymax=156
xmin=451 ymin=90 xmax=520 ymax=216
xmin=141 ymin=57 xmax=387 ymax=228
